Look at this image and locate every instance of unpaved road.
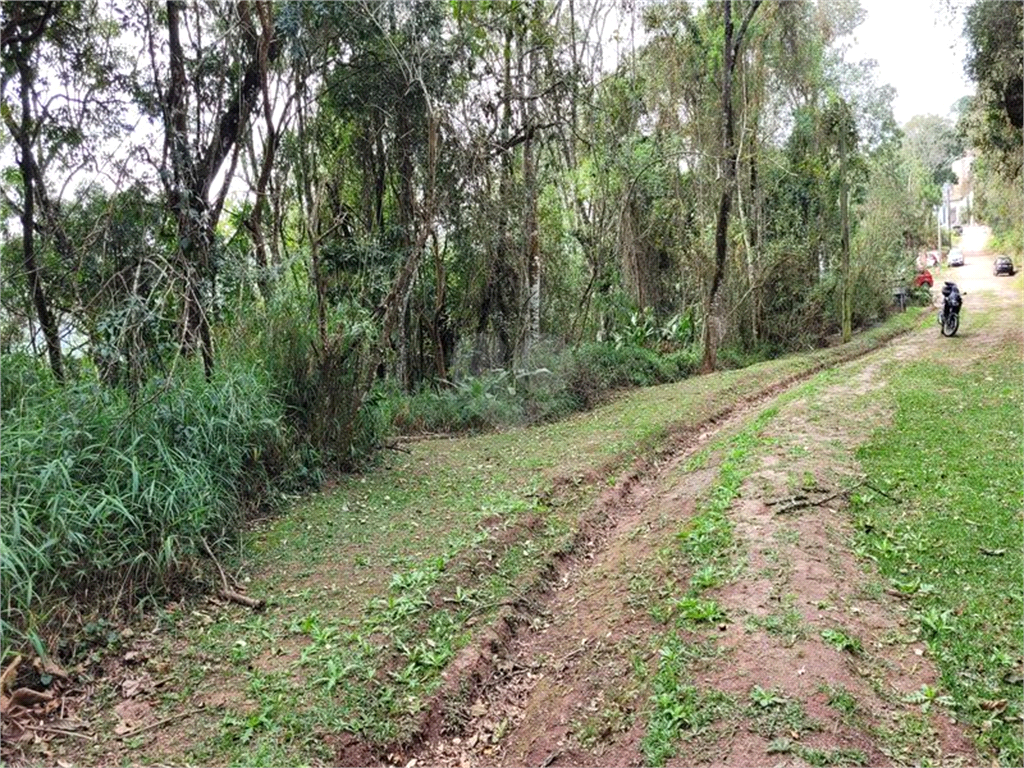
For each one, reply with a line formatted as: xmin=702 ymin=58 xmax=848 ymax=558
xmin=411 ymin=231 xmax=1022 ymax=767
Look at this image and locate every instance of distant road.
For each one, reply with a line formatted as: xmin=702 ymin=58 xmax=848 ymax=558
xmin=939 ymin=224 xmax=1021 ymax=314
xmin=959 ymin=224 xmax=991 ymax=254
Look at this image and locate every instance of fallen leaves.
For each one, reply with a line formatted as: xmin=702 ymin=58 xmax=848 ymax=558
xmin=121 ymin=674 xmax=155 ymax=699
xmin=1 ymin=653 xmax=90 ymax=756
xmin=979 ymin=698 xmax=1007 ymax=713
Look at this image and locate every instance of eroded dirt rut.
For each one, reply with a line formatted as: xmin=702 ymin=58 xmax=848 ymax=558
xmin=406 ymin=258 xmax=1019 ymax=767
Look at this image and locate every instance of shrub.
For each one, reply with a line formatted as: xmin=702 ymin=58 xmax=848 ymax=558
xmin=717 ymin=342 xmax=782 ymax=370
xmin=393 ymin=371 xmax=524 ymax=433
xmin=228 ymin=297 xmax=386 ymax=469
xmin=386 ymin=341 xmax=699 ymax=436
xmin=0 ymin=360 xmax=294 ymax=648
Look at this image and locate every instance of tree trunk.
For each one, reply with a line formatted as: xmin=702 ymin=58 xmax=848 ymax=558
xmin=523 ymin=3 xmax=542 ymax=358
xmin=162 ymin=0 xmax=280 ymax=378
xmin=7 ymin=9 xmax=64 ymax=382
xmin=17 ymin=57 xmax=63 ymax=382
xmin=395 ymin=106 xmax=417 ymax=391
xmin=839 ymin=108 xmax=852 ymax=343
xmin=702 ymin=0 xmax=762 ymax=373
xmin=524 ymin=126 xmax=541 ymax=357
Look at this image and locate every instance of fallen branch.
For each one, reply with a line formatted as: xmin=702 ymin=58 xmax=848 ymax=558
xmin=392 ymin=432 xmax=453 ymax=443
xmin=774 ymin=499 xmax=813 ymax=515
xmin=884 ymin=588 xmax=913 ymax=600
xmin=553 ymin=641 xmax=589 ymax=670
xmin=0 ymin=655 xmax=21 ymax=696
xmin=862 ymin=481 xmax=900 ymax=503
xmin=218 ymin=589 xmax=265 ymax=610
xmin=773 ymin=480 xmax=900 ymax=516
xmin=202 ymin=540 xmax=265 ymax=611
xmin=801 ymin=485 xmax=831 ymax=495
xmin=774 ymin=488 xmax=842 ymax=515
xmin=6 ymin=688 xmax=53 ymax=708
xmin=766 ymin=495 xmax=808 ymax=507
xmin=24 ymin=724 xmax=96 ymax=742
xmin=115 ymin=707 xmax=204 ymax=740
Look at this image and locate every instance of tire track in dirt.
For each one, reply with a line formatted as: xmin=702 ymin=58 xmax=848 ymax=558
xmin=407 ymin=323 xmax=983 ymax=767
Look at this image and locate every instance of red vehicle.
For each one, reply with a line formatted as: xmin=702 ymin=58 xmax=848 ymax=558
xmin=914 ymin=269 xmax=934 ymax=288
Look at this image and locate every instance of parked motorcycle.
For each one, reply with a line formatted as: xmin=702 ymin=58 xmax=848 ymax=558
xmin=939 ymin=281 xmax=964 ymax=337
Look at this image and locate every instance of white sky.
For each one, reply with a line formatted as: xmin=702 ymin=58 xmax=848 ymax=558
xmin=843 ymin=0 xmax=974 ymax=126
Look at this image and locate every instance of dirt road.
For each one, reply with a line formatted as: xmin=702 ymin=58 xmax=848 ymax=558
xmin=937 ymin=225 xmax=1019 ymax=312
xmin=411 ymin=235 xmax=1021 ymax=767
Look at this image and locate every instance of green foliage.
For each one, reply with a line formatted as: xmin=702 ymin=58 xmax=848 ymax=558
xmin=228 ymin=297 xmax=385 ymax=468
xmin=820 ymin=627 xmax=863 ymax=655
xmin=716 ymin=341 xmax=782 ymax=370
xmin=0 ymin=358 xmax=302 ymax=647
xmin=391 ymin=371 xmax=525 ymax=433
xmin=961 ymin=0 xmax=1023 ymax=178
xmin=972 ymin=155 xmax=1024 ymax=256
xmin=387 ymin=340 xmax=701 ymax=435
xmin=641 ymin=634 xmax=735 ymax=766
xmin=566 ymin=343 xmax=681 ymax=397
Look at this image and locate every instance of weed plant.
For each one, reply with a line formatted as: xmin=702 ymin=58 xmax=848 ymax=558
xmin=641 ymin=634 xmax=735 ymax=766
xmin=231 ymin=297 xmax=384 ymax=468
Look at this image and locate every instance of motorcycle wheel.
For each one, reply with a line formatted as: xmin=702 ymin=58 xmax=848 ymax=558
xmin=941 ymin=312 xmax=960 ymax=337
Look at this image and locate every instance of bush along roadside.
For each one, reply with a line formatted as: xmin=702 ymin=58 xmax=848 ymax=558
xmin=0 ymin=358 xmax=306 ymax=651
xmin=385 ymin=341 xmax=701 ymax=435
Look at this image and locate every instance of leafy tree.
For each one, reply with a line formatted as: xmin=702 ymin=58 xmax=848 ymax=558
xmin=1 ymin=0 xmax=130 ymax=381
xmin=138 ymin=0 xmax=282 ymax=378
xmin=903 ymin=115 xmax=963 ymax=186
xmin=961 ymin=0 xmax=1023 ymax=178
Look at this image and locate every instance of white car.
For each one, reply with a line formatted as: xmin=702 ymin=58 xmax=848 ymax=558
xmin=948 ymin=249 xmax=964 ymax=267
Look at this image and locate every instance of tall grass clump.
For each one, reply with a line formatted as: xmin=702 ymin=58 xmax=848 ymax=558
xmin=231 ymin=297 xmax=387 ymax=470
xmin=0 ymin=357 xmax=294 ymax=649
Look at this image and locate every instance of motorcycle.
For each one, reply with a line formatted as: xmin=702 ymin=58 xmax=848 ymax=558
xmin=938 ymin=281 xmax=963 ymax=337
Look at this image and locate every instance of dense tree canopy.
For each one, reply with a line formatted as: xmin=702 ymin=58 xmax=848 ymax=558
xmin=956 ymin=0 xmax=1023 ymax=251
xmin=3 ymin=0 xmax=939 ymax=385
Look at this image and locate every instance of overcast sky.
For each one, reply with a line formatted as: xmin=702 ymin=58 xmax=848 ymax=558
xmin=843 ymin=0 xmax=974 ymax=125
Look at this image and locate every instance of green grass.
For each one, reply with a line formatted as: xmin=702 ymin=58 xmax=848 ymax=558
xmin=747 ymin=606 xmax=809 ymax=647
xmin=768 ymin=739 xmax=869 ymax=767
xmin=851 ymin=339 xmax=1023 ymax=765
xmin=821 ymin=683 xmax=860 ymax=719
xmin=573 ymin=686 xmax=638 ymax=749
xmin=745 ymin=685 xmax=821 ymax=739
xmin=0 ymin=361 xmax=301 ymax=651
xmin=638 ymin=399 xmax=792 ymax=764
xmin=820 ymin=627 xmax=864 ymax=655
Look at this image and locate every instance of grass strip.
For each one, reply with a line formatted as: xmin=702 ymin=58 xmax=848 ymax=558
xmin=851 ymin=343 xmax=1023 ymax=766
